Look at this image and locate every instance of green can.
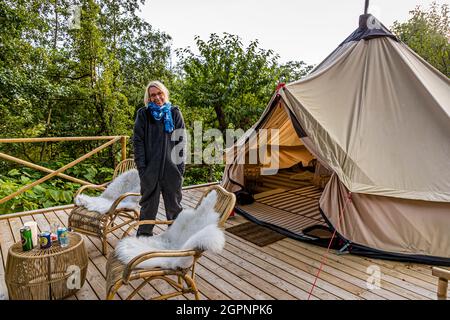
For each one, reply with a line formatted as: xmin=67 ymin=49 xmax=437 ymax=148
xmin=20 ymin=226 xmax=33 ymax=251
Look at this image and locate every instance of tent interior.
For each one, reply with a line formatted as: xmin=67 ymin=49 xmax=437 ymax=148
xmin=235 ymin=98 xmax=338 ymax=245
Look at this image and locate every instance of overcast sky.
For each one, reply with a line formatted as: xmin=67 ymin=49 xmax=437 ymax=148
xmin=139 ymin=0 xmax=448 ymax=66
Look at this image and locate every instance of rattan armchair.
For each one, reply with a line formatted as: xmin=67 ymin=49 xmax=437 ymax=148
xmin=105 ymin=185 xmax=236 ymax=300
xmin=68 ymin=159 xmax=140 ymax=255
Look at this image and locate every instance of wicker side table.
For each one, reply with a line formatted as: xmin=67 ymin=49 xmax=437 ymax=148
xmin=5 ymin=232 xmax=88 ymax=300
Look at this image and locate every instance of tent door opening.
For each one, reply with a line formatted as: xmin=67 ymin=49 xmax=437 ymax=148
xmin=235 ymin=99 xmax=337 ymax=246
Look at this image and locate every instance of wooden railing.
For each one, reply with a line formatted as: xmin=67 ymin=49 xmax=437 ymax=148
xmin=0 ymin=136 xmax=128 ymax=206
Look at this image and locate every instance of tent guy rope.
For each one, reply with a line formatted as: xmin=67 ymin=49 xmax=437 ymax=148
xmin=307 ymin=191 xmax=353 ymax=300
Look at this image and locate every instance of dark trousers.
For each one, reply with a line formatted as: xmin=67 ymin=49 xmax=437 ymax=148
xmin=137 ymin=178 xmax=183 ymax=236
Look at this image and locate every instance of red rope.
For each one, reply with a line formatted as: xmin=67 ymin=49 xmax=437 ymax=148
xmin=307 ymin=191 xmax=352 ymax=300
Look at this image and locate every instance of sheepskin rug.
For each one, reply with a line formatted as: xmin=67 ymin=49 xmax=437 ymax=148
xmin=74 ymin=169 xmax=141 ymax=214
xmin=115 ymin=190 xmax=225 ymax=269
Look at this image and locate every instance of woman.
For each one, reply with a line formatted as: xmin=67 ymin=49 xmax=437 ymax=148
xmin=133 ymin=80 xmax=186 ymax=236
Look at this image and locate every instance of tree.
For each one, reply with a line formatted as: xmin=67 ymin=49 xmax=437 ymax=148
xmin=391 ymin=2 xmax=450 ymax=77
xmin=278 ymin=61 xmax=314 ymax=84
xmin=0 ymin=0 xmax=58 ymax=161
xmin=0 ymin=0 xmax=173 ymax=167
xmin=176 ymin=33 xmax=313 ymax=133
xmin=0 ymin=0 xmax=175 ymax=212
xmin=97 ymin=0 xmax=173 ymax=112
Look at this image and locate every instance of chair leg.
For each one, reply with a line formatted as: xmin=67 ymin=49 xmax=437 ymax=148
xmin=107 ymin=281 xmax=122 ymax=300
xmin=126 ymin=279 xmax=149 ymax=300
xmin=183 ymin=274 xmax=200 ymax=300
xmin=102 ymin=235 xmax=108 ymax=256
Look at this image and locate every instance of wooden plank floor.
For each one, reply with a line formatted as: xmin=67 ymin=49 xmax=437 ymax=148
xmin=0 ymin=186 xmax=448 ymax=300
xmin=256 ymin=170 xmax=312 ymax=192
xmin=238 ymin=185 xmax=327 ymax=234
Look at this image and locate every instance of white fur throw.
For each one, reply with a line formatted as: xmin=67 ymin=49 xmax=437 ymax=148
xmin=115 ymin=190 xmax=225 ymax=270
xmin=74 ymin=169 xmax=141 ymax=214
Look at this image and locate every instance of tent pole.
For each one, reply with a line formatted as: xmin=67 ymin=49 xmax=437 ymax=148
xmin=364 ymin=0 xmax=369 ymax=14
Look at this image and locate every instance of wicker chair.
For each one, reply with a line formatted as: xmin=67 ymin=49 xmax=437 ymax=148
xmin=68 ymin=159 xmax=140 ymax=255
xmin=105 ymin=185 xmax=236 ymax=300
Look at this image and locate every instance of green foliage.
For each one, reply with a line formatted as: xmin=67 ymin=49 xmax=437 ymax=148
xmin=0 ymin=0 xmax=172 ymax=214
xmin=176 ymin=33 xmax=313 ymax=132
xmin=0 ymin=162 xmax=114 ymax=214
xmin=174 ymin=33 xmax=312 ymax=182
xmin=183 ymin=165 xmax=224 ymax=187
xmin=391 ymin=2 xmax=450 ymax=77
xmin=0 ymin=0 xmax=172 ymax=167
xmin=0 ymin=169 xmax=79 ymax=214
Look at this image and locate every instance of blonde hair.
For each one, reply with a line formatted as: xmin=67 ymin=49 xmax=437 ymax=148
xmin=144 ymin=80 xmax=170 ymax=105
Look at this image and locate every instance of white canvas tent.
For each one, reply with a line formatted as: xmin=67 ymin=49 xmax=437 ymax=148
xmin=222 ymin=14 xmax=450 ymax=264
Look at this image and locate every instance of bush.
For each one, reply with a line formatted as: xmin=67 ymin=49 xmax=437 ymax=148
xmin=0 ymin=162 xmax=114 ymax=215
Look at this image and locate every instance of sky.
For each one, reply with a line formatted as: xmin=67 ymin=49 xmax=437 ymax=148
xmin=139 ymin=0 xmax=448 ymax=66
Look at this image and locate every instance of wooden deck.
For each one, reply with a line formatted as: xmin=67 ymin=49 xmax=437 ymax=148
xmin=0 ymin=186 xmax=448 ymax=300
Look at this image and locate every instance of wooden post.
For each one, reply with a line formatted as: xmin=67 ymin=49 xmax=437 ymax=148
xmin=121 ymin=136 xmax=127 ymax=161
xmin=437 ymin=278 xmax=448 ymax=300
xmin=432 ymin=267 xmax=450 ymax=300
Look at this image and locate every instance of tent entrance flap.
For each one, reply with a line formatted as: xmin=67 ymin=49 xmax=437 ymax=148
xmin=245 ymin=100 xmax=315 ymax=171
xmin=221 ymin=94 xmax=327 ymax=193
xmin=223 ymin=95 xmax=335 ymax=242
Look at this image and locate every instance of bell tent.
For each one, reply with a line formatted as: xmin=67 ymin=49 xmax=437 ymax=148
xmin=222 ymin=14 xmax=450 ymax=265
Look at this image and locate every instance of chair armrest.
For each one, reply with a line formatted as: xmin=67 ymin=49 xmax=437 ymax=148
xmin=107 ymin=192 xmax=141 ymax=215
xmin=122 ymin=249 xmax=200 ymax=284
xmin=122 ymin=220 xmax=174 ymax=239
xmin=74 ymin=182 xmax=109 ymax=198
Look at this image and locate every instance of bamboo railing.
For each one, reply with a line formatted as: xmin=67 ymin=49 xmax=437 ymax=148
xmin=0 ymin=182 xmax=220 ymax=221
xmin=0 ymin=136 xmax=128 ymax=206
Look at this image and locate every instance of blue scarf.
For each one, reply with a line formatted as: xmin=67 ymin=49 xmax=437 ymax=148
xmin=148 ymin=102 xmax=174 ymax=133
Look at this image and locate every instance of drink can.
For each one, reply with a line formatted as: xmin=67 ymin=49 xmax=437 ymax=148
xmin=39 ymin=231 xmax=52 ymax=249
xmin=57 ymin=227 xmax=69 ymax=247
xmin=50 ymin=233 xmax=58 ymax=242
xmin=20 ymin=226 xmax=34 ymax=251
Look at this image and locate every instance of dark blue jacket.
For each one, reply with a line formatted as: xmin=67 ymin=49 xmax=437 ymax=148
xmin=132 ymin=105 xmax=186 ymax=191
